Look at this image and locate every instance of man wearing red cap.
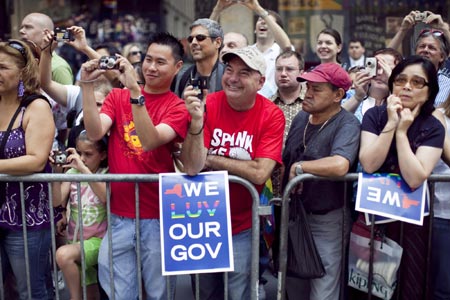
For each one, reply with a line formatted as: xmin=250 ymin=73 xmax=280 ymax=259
xmin=282 ymin=63 xmax=360 ymax=300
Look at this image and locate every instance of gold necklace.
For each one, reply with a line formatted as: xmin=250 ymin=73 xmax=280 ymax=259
xmin=303 ymin=115 xmax=331 ymax=151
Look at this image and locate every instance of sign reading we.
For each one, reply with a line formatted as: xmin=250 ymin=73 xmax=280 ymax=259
xmin=355 ymin=173 xmax=427 ymax=226
xmin=159 ymin=171 xmax=233 ymax=275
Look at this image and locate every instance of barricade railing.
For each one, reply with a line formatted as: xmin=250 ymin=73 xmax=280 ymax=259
xmin=0 ymin=173 xmax=261 ymax=300
xmin=277 ymin=173 xmax=450 ymax=300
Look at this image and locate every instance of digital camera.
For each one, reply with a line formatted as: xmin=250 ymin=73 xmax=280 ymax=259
xmin=53 ymin=150 xmax=68 ymax=165
xmin=189 ymin=77 xmax=208 ymax=100
xmin=54 ymin=28 xmax=74 ymax=41
xmin=365 ymin=57 xmax=377 ymax=77
xmin=99 ymin=56 xmax=118 ymax=70
xmin=414 ymin=12 xmax=427 ymax=22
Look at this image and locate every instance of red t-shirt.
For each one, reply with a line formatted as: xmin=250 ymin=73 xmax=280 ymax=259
xmin=101 ymin=88 xmax=189 ymax=218
xmin=204 ymin=91 xmax=285 ymax=234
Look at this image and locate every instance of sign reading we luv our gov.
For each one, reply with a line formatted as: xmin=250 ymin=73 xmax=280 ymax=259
xmin=159 ymin=171 xmax=233 ymax=275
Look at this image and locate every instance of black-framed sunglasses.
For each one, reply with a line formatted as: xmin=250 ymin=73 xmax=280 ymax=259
xmin=130 ymin=51 xmax=142 ymax=56
xmin=393 ymin=74 xmax=429 ymax=89
xmin=187 ymin=34 xmax=215 ymax=43
xmin=8 ymin=40 xmax=27 ymax=63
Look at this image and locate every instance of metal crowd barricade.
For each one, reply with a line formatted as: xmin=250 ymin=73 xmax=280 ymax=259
xmin=277 ymin=173 xmax=450 ymax=300
xmin=0 ymin=173 xmax=261 ymax=300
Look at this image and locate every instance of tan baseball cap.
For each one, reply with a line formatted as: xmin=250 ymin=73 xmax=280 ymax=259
xmin=222 ymin=46 xmax=266 ymax=75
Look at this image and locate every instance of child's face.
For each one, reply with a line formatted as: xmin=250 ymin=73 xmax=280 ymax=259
xmin=76 ymin=140 xmax=106 ymax=173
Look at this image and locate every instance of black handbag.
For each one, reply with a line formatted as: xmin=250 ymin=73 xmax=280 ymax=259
xmin=286 ymin=196 xmax=326 ymax=279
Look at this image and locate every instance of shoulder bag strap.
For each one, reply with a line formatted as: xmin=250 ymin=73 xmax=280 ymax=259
xmin=0 ymin=105 xmax=23 ymax=159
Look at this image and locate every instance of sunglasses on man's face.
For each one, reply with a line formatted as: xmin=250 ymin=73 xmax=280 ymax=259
xmin=187 ymin=34 xmax=215 ymax=43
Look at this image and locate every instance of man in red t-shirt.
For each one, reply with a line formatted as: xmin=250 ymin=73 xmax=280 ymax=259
xmin=79 ymin=32 xmax=189 ymax=300
xmin=182 ymin=46 xmax=285 ymax=299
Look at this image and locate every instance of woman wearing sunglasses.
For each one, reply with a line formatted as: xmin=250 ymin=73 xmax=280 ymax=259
xmin=122 ymin=42 xmax=143 ymax=64
xmin=0 ymin=40 xmax=57 ymax=299
xmin=359 ymin=56 xmax=445 ymax=299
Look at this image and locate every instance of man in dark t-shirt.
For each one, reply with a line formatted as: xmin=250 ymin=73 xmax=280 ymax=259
xmin=282 ymin=63 xmax=360 ymax=300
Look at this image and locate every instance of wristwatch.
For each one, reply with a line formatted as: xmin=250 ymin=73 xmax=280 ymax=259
xmin=130 ymin=95 xmax=145 ymax=106
xmin=295 ymin=161 xmax=304 ymax=175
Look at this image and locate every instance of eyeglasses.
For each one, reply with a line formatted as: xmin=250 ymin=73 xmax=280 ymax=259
xmin=130 ymin=51 xmax=142 ymax=56
xmin=393 ymin=74 xmax=429 ymax=89
xmin=419 ymin=28 xmax=444 ymax=38
xmin=8 ymin=40 xmax=27 ymax=63
xmin=187 ymin=34 xmax=215 ymax=43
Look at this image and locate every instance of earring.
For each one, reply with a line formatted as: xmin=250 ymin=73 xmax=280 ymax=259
xmin=18 ymin=80 xmax=24 ymax=97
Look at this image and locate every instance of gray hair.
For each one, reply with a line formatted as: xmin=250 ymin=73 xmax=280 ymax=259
xmin=190 ymin=18 xmax=224 ymax=40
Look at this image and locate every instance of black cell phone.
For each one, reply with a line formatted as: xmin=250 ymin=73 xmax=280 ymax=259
xmin=189 ymin=77 xmax=208 ymax=100
xmin=54 ymin=28 xmax=74 ymax=41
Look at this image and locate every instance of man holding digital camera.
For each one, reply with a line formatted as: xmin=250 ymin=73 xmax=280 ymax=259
xmin=79 ymin=32 xmax=189 ymax=300
xmin=388 ymin=10 xmax=450 ymax=107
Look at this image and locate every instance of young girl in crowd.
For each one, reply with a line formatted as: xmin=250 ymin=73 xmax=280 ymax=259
xmin=51 ymin=130 xmax=108 ymax=300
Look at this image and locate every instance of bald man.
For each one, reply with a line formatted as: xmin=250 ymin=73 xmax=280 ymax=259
xmin=20 ymin=12 xmax=74 ymax=147
xmin=20 ymin=12 xmax=73 ymax=85
xmin=220 ymin=32 xmax=248 ymax=59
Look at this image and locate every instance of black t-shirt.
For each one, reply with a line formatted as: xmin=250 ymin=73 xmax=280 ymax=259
xmin=361 ymin=104 xmax=445 ymax=174
xmin=282 ymin=109 xmax=361 ymax=213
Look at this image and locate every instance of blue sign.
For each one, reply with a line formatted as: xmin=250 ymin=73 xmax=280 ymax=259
xmin=355 ymin=173 xmax=427 ymax=225
xmin=159 ymin=171 xmax=233 ymax=275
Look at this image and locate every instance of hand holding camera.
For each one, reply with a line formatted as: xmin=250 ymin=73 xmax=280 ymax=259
xmin=99 ymin=56 xmax=119 ymax=70
xmin=414 ymin=11 xmax=428 ymax=22
xmin=188 ymin=77 xmax=209 ymax=101
xmin=51 ymin=150 xmax=69 ymax=166
xmin=365 ymin=57 xmax=378 ymax=78
xmin=53 ymin=27 xmax=74 ymax=42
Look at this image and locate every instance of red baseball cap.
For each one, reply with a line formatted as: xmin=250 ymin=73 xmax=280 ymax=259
xmin=297 ymin=63 xmax=352 ymax=91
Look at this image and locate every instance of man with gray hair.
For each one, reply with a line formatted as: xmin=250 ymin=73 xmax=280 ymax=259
xmin=388 ymin=10 xmax=450 ymax=107
xmin=175 ymin=18 xmax=224 ymax=98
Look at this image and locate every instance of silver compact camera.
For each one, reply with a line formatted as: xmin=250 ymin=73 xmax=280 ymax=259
xmin=365 ymin=57 xmax=377 ymax=77
xmin=99 ymin=56 xmax=118 ymax=70
xmin=53 ymin=150 xmax=68 ymax=165
xmin=414 ymin=12 xmax=427 ymax=22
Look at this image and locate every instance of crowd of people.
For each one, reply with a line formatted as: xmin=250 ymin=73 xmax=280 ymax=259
xmin=1 ymin=1 xmax=450 ymax=299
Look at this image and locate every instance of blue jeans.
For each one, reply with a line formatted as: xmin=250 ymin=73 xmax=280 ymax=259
xmin=432 ymin=217 xmax=450 ymax=300
xmin=194 ymin=229 xmax=252 ymax=300
xmin=1 ymin=228 xmax=51 ymax=300
xmin=98 ymin=214 xmax=175 ymax=300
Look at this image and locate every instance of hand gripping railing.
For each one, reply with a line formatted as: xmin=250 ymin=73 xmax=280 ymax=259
xmin=0 ymin=173 xmax=261 ymax=300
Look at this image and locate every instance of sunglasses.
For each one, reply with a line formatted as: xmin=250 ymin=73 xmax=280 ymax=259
xmin=393 ymin=74 xmax=429 ymax=89
xmin=187 ymin=34 xmax=215 ymax=43
xmin=419 ymin=28 xmax=444 ymax=37
xmin=130 ymin=50 xmax=142 ymax=56
xmin=8 ymin=40 xmax=27 ymax=63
